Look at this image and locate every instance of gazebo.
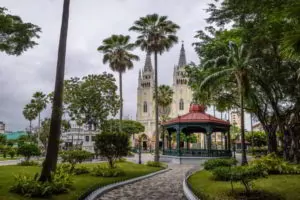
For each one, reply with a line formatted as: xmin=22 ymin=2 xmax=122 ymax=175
xmin=161 ymin=104 xmax=232 ymax=164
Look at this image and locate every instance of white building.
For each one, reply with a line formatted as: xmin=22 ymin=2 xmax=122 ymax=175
xmin=61 ymin=122 xmax=98 ymax=153
xmin=0 ymin=121 xmax=5 ymax=134
xmin=136 ymin=43 xmax=193 ymax=147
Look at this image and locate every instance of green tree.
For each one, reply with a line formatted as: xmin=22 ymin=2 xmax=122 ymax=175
xmin=154 ymin=85 xmax=174 ymax=121
xmin=94 ymin=131 xmax=130 ymax=168
xmin=31 ymin=92 xmax=48 ymax=130
xmin=129 ymin=13 xmax=180 ymax=162
xmin=0 ymin=135 xmax=6 ymax=145
xmin=23 ymin=103 xmax=38 ymax=133
xmin=0 ymin=7 xmax=40 ymax=55
xmin=200 ymin=43 xmax=256 ymax=165
xmin=245 ymin=131 xmax=267 ymax=147
xmin=60 ymin=150 xmax=93 ymax=172
xmin=39 ymin=0 xmax=70 ymax=182
xmin=17 ymin=143 xmax=41 ymax=162
xmin=98 ymin=35 xmax=139 ymax=127
xmin=64 ymin=73 xmax=120 ymax=130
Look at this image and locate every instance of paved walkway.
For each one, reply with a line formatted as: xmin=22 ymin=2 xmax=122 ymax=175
xmin=97 ymin=164 xmax=194 ymax=200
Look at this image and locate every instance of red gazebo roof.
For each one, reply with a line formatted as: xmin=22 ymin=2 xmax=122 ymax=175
xmin=163 ymin=104 xmax=230 ymax=126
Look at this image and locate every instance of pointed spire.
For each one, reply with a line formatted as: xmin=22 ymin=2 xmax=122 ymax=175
xmin=144 ymin=52 xmax=153 ymax=72
xmin=139 ymin=69 xmax=141 ymax=79
xmin=178 ymin=41 xmax=187 ymax=68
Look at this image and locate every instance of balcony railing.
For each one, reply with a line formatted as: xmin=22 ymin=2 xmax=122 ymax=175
xmin=163 ymin=149 xmax=232 ymax=157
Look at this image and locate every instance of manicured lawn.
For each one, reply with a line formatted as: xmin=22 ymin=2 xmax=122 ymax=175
xmin=0 ymin=161 xmax=162 ymax=200
xmin=188 ymin=170 xmax=300 ymax=200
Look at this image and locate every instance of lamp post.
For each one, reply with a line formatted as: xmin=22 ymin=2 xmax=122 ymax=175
xmin=250 ymin=113 xmax=254 ymax=155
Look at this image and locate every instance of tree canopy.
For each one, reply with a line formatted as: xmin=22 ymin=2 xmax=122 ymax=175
xmin=0 ymin=7 xmax=41 ymax=55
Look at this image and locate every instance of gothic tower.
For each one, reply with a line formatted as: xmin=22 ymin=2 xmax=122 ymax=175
xmin=170 ymin=42 xmax=193 ymax=118
xmin=136 ymin=52 xmax=155 ymax=139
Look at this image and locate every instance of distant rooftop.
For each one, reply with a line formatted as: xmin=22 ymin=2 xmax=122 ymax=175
xmin=4 ymin=131 xmax=27 ymax=140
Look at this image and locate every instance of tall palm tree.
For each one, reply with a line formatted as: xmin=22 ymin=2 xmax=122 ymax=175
xmin=31 ymin=91 xmax=48 ymax=130
xmin=129 ymin=13 xmax=180 ymax=162
xmin=23 ymin=103 xmax=38 ymax=134
xmin=200 ymin=42 xmax=255 ymax=165
xmin=98 ymin=35 xmax=139 ymax=127
xmin=154 ymin=85 xmax=174 ymax=152
xmin=39 ymin=0 xmax=70 ymax=182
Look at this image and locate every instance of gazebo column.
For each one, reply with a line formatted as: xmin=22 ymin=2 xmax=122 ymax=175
xmin=176 ymin=127 xmax=181 ymax=156
xmin=224 ymin=133 xmax=228 ymax=150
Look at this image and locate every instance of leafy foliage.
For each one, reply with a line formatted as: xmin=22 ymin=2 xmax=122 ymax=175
xmin=60 ymin=150 xmax=93 ymax=172
xmin=10 ymin=168 xmax=73 ymax=197
xmin=0 ymin=134 xmax=7 ymax=145
xmin=17 ymin=143 xmax=40 ymax=161
xmin=245 ymin=131 xmax=267 ymax=147
xmin=101 ymin=119 xmax=145 ymax=136
xmin=64 ymin=73 xmax=120 ymax=130
xmin=203 ymin=158 xmax=237 ymax=170
xmin=250 ymin=153 xmax=300 ymax=174
xmin=146 ymin=161 xmax=164 ymax=168
xmin=0 ymin=7 xmax=41 ymax=55
xmin=94 ymin=131 xmax=130 ymax=168
xmin=91 ymin=165 xmax=125 ymax=177
xmin=8 ymin=148 xmax=16 ymax=158
xmin=74 ymin=166 xmax=90 ymax=175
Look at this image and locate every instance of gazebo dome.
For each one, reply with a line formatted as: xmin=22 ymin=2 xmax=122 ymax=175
xmin=189 ymin=104 xmax=206 ymax=113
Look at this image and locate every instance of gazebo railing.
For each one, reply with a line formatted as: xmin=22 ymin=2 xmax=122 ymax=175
xmin=163 ymin=149 xmax=232 ymax=157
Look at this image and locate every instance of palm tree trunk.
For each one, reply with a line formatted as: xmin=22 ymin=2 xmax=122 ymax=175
xmin=38 ymin=112 xmax=41 ymax=141
xmin=39 ymin=0 xmax=70 ymax=182
xmin=154 ymin=51 xmax=159 ymax=162
xmin=240 ymin=87 xmax=248 ymax=165
xmin=29 ymin=120 xmax=32 ymax=135
xmin=119 ymin=71 xmax=123 ymax=131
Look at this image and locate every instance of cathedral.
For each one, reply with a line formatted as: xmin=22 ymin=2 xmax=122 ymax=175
xmin=136 ymin=43 xmax=193 ymax=148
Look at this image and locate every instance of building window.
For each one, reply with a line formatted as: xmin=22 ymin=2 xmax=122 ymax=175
xmin=85 ymin=136 xmax=89 ymax=142
xmin=179 ymin=99 xmax=184 ymax=110
xmin=143 ymin=101 xmax=147 ymax=113
xmin=92 ymin=136 xmax=96 ymax=141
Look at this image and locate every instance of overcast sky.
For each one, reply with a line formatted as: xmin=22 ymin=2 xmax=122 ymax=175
xmin=0 ymin=0 xmax=251 ymax=131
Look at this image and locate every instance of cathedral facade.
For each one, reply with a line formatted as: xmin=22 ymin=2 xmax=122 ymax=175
xmin=136 ymin=43 xmax=193 ymax=146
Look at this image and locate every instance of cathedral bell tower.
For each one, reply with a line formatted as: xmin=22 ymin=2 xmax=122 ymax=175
xmin=136 ymin=52 xmax=155 ymax=137
xmin=170 ymin=41 xmax=193 ymax=118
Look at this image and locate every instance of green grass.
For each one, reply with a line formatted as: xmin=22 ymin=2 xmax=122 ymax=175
xmin=0 ymin=161 xmax=162 ymax=200
xmin=188 ymin=170 xmax=300 ymax=200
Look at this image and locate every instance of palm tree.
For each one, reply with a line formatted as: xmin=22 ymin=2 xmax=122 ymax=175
xmin=154 ymin=85 xmax=174 ymax=152
xmin=97 ymin=35 xmax=139 ymax=127
xmin=200 ymin=42 xmax=255 ymax=165
xmin=39 ymin=0 xmax=70 ymax=182
xmin=31 ymin=91 xmax=48 ymax=130
xmin=129 ymin=14 xmax=180 ymax=162
xmin=23 ymin=103 xmax=38 ymax=134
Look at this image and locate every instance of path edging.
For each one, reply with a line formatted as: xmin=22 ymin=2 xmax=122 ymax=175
xmin=183 ymin=168 xmax=200 ymax=200
xmin=83 ymin=168 xmax=170 ymax=200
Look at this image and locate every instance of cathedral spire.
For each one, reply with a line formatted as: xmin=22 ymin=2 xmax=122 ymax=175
xmin=178 ymin=41 xmax=187 ymax=68
xmin=144 ymin=52 xmax=153 ymax=72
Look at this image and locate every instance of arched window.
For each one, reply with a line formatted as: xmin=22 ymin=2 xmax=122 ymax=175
xmin=179 ymin=99 xmax=184 ymax=110
xmin=143 ymin=101 xmax=147 ymax=113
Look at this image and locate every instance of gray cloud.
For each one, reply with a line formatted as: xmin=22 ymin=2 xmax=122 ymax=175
xmin=1 ymin=0 xmax=252 ymax=131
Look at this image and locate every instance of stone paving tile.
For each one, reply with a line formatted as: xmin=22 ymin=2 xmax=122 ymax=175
xmin=98 ymin=164 xmax=193 ymax=200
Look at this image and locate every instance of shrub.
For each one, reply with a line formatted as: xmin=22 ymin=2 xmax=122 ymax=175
xmin=146 ymin=161 xmax=164 ymax=168
xmin=8 ymin=148 xmax=16 ymax=158
xmin=60 ymin=150 xmax=93 ymax=172
xmin=10 ymin=169 xmax=73 ymax=197
xmin=203 ymin=158 xmax=237 ymax=170
xmin=73 ymin=166 xmax=90 ymax=175
xmin=17 ymin=143 xmax=40 ymax=161
xmin=117 ymin=157 xmax=127 ymax=162
xmin=212 ymin=166 xmax=232 ymax=181
xmin=91 ymin=165 xmax=125 ymax=177
xmin=94 ymin=131 xmax=130 ymax=168
xmin=18 ymin=160 xmax=39 ymax=166
xmin=250 ymin=153 xmax=299 ymax=174
xmin=230 ymin=165 xmax=267 ymax=194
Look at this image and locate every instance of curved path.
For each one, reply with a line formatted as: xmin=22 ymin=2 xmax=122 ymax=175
xmin=97 ymin=164 xmax=194 ymax=200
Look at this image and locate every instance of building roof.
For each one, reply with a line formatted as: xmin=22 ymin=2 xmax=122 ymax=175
xmin=178 ymin=42 xmax=187 ymax=68
xmin=163 ymin=104 xmax=230 ymax=126
xmin=4 ymin=131 xmax=27 ymax=140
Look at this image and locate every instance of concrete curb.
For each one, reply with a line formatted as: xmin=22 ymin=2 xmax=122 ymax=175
xmin=84 ymin=168 xmax=170 ymax=200
xmin=183 ymin=168 xmax=200 ymax=200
